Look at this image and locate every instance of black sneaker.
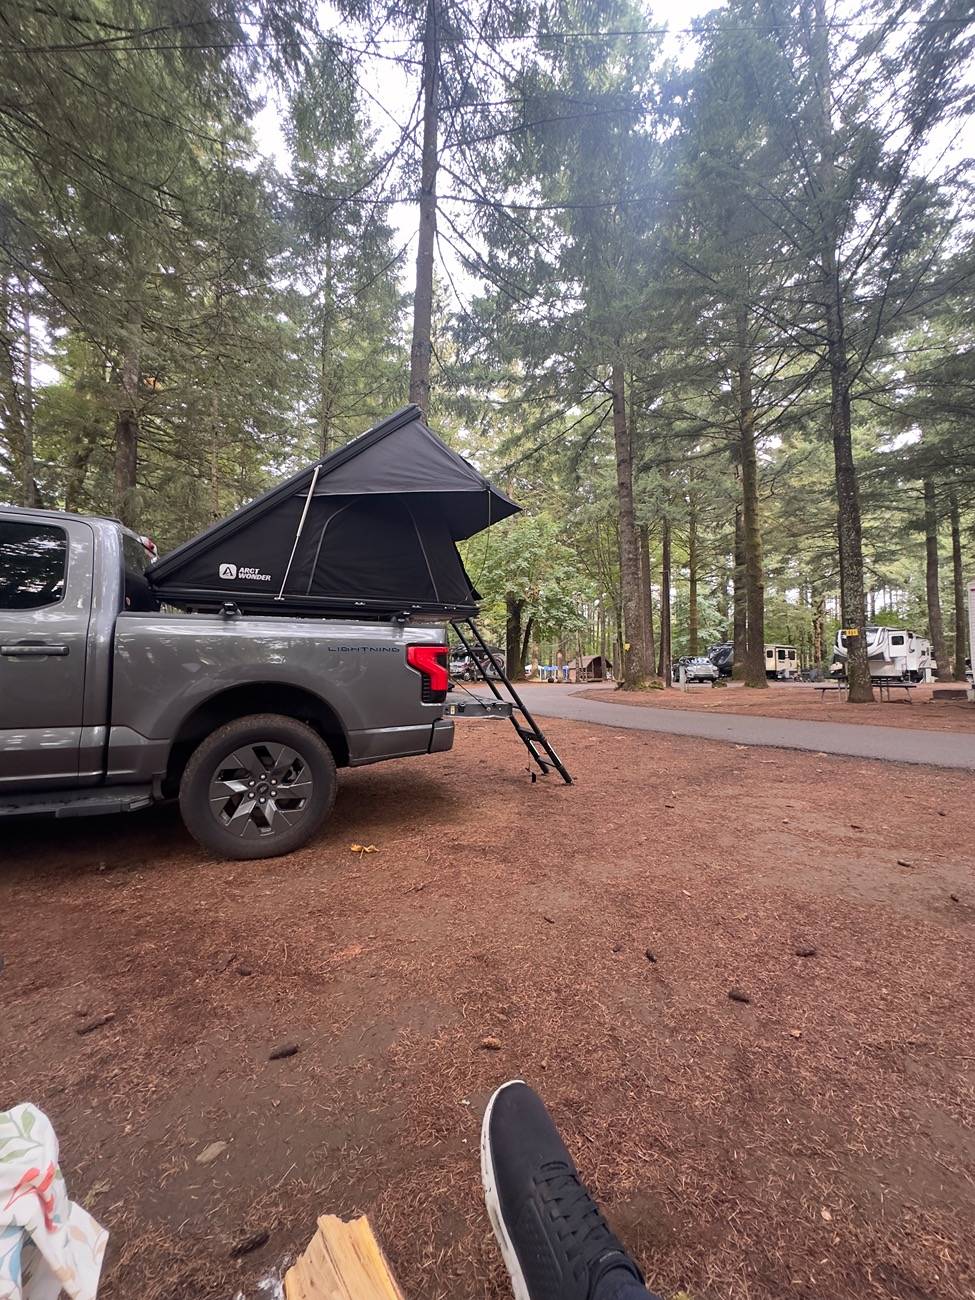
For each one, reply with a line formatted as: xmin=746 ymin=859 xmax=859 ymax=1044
xmin=480 ymin=1080 xmax=648 ymax=1300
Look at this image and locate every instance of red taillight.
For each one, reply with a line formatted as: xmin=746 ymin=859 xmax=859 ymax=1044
xmin=407 ymin=644 xmax=449 ymax=699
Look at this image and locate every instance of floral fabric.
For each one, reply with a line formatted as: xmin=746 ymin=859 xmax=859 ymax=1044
xmin=0 ymin=1105 xmax=107 ymax=1300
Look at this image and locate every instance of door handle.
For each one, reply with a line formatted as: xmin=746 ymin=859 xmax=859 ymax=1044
xmin=0 ymin=642 xmax=69 ymax=657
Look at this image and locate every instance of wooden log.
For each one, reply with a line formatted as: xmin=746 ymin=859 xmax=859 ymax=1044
xmin=284 ymin=1214 xmax=406 ymax=1300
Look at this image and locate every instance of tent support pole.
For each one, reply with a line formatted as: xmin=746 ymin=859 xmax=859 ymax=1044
xmin=276 ymin=465 xmax=321 ymax=600
xmin=451 ymin=618 xmax=572 ymax=784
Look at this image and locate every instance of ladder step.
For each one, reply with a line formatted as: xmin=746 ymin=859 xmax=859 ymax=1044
xmin=515 ymin=724 xmax=545 ymax=742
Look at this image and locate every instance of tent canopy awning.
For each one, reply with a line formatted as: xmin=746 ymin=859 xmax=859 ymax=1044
xmin=148 ymin=406 xmax=520 ymax=617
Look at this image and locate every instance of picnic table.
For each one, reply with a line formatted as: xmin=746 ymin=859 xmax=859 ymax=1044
xmin=872 ymin=678 xmax=918 ymax=703
xmin=812 ymin=678 xmax=918 ymax=702
xmin=813 ymin=682 xmax=847 ymax=700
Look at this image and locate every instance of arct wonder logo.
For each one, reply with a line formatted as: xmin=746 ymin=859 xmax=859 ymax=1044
xmin=218 ymin=561 xmax=272 ymax=583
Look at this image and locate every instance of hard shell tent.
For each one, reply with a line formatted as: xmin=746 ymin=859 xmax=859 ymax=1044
xmin=148 ymin=406 xmax=520 ymax=617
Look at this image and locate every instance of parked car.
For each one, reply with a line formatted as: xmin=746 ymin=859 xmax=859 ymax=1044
xmin=673 ymin=655 xmax=719 ymax=683
xmin=0 ymin=506 xmax=454 ymax=859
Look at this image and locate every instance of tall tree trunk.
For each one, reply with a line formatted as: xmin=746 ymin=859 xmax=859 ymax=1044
xmin=736 ymin=305 xmax=766 ymax=688
xmin=319 ymin=222 xmax=338 ymax=456
xmin=520 ymin=616 xmax=534 ymax=672
xmin=823 ymin=235 xmax=871 ymax=699
xmin=114 ymin=301 xmax=142 ymax=528
xmin=611 ymin=360 xmax=655 ymax=687
xmin=630 ymin=381 xmax=657 ymax=676
xmin=505 ymin=594 xmax=525 ymax=681
xmin=924 ymin=479 xmax=951 ymax=680
xmin=18 ymin=279 xmax=37 ymax=506
xmin=209 ymin=390 xmax=221 ymax=519
xmin=658 ymin=516 xmax=672 ymax=684
xmin=812 ymin=587 xmax=825 ymax=668
xmin=949 ymin=485 xmax=966 ymax=678
xmin=408 ymin=0 xmax=439 ymax=416
xmin=687 ymin=483 xmax=699 ymax=655
xmin=813 ymin=0 xmax=872 ymax=702
xmin=732 ymin=503 xmax=747 ymax=679
xmin=639 ymin=522 xmax=657 ymax=672
xmin=65 ymin=425 xmax=98 ymax=514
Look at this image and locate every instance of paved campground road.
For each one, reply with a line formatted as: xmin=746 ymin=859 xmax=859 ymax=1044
xmin=497 ymin=683 xmax=975 ymax=770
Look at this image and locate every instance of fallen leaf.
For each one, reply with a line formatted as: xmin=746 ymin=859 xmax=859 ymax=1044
xmin=330 ymin=944 xmax=363 ymax=964
xmin=820 ymin=1207 xmax=833 ymax=1222
xmin=196 ymin=1141 xmax=228 ymax=1166
xmin=789 ymin=1029 xmax=802 ymax=1039
xmin=269 ymin=1042 xmax=299 ymax=1060
xmin=76 ymin=1013 xmax=115 ymax=1036
xmin=480 ymin=1036 xmax=503 ymax=1051
xmin=229 ymin=1230 xmax=270 ymax=1258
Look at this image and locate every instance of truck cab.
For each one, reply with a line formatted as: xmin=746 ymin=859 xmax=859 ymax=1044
xmin=2 ymin=510 xmax=106 ymax=788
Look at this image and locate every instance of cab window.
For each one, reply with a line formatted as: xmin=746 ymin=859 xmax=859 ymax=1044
xmin=121 ymin=532 xmax=158 ymax=612
xmin=0 ymin=521 xmax=67 ymax=610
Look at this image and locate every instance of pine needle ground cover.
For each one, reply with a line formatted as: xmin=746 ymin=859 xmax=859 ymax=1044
xmin=1 ymin=720 xmax=971 ymax=1300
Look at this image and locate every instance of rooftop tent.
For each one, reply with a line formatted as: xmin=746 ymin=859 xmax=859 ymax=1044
xmin=148 ymin=405 xmax=520 ymax=617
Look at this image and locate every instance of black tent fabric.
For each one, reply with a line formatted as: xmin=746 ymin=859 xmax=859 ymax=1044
xmin=148 ymin=405 xmax=520 ymax=616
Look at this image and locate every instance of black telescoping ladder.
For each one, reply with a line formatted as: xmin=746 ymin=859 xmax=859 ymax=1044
xmin=449 ymin=618 xmax=572 ymax=784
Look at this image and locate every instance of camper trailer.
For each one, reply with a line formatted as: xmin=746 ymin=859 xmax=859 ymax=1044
xmin=765 ymin=645 xmax=799 ymax=679
xmin=831 ymin=626 xmax=935 ymax=681
xmin=707 ymin=642 xmax=799 ymax=678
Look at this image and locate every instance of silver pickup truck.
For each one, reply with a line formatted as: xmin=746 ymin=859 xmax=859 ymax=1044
xmin=0 ymin=506 xmax=453 ymax=859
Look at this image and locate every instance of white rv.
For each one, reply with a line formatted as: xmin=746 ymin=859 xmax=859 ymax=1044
xmin=831 ymin=626 xmax=935 ymax=681
xmin=765 ymin=644 xmax=799 ymax=679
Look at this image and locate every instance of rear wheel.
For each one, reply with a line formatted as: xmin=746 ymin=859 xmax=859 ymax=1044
xmin=179 ymin=713 xmax=337 ymax=860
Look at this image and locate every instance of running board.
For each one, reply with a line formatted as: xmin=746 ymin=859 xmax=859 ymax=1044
xmin=450 ymin=619 xmax=572 ymax=784
xmin=0 ymin=785 xmax=155 ymax=819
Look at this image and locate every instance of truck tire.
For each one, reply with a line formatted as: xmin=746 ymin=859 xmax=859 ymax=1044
xmin=179 ymin=713 xmax=337 ymax=860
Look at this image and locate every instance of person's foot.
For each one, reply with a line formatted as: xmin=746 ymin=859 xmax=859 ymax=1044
xmin=480 ymin=1080 xmax=646 ymax=1300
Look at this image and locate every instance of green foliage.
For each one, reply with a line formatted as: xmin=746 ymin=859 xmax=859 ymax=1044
xmin=463 ymin=512 xmax=594 ymax=646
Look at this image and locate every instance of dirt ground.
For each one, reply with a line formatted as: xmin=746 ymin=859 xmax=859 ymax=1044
xmin=575 ymin=679 xmax=975 ymax=732
xmin=1 ymin=719 xmax=973 ymax=1300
